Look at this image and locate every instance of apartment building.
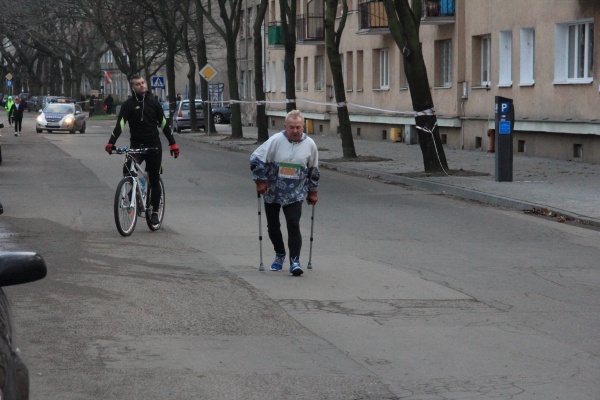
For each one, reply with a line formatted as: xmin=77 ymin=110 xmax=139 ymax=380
xmin=237 ymin=0 xmax=599 ymax=163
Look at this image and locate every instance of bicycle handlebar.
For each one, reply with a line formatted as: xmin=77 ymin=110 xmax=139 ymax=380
xmin=113 ymin=146 xmax=159 ymax=155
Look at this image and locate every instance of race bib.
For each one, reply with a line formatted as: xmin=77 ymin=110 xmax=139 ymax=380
xmin=278 ymin=162 xmax=301 ymax=179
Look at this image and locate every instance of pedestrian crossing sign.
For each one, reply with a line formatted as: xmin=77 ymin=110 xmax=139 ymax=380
xmin=151 ymin=76 xmax=165 ymax=88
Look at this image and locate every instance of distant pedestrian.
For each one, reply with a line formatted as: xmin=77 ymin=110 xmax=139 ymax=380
xmin=89 ymin=94 xmax=96 ymax=117
xmin=176 ymin=93 xmax=182 ymax=103
xmin=8 ymin=97 xmax=26 ymax=136
xmin=4 ymin=96 xmax=14 ymax=126
xmin=103 ymin=94 xmax=114 ymax=115
xmin=80 ymin=94 xmax=86 ymax=111
xmin=250 ymin=109 xmax=320 ymax=276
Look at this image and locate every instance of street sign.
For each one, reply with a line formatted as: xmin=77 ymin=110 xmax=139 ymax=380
xmin=151 ymin=76 xmax=165 ymax=88
xmin=199 ymin=63 xmax=219 ymax=82
xmin=6 ymin=80 xmax=12 ymax=87
xmin=5 ymin=73 xmax=13 ymax=81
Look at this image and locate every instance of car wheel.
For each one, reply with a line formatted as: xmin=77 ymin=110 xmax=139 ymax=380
xmin=48 ymin=130 xmax=53 ymax=133
xmin=80 ymin=122 xmax=86 ymax=134
xmin=175 ymin=122 xmax=182 ymax=133
xmin=36 ymin=128 xmax=42 ymax=133
xmin=213 ymin=113 xmax=223 ymax=124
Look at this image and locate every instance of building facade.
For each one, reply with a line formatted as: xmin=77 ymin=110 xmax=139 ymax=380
xmin=238 ymin=0 xmax=600 ymax=163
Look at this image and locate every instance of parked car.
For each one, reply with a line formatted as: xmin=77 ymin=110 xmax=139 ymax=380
xmin=172 ymin=99 xmax=205 ymax=133
xmin=162 ymin=102 xmax=170 ymax=119
xmin=0 ymin=250 xmax=47 ymax=399
xmin=36 ymin=103 xmax=86 ymax=134
xmin=26 ymin=96 xmax=42 ymax=112
xmin=211 ymin=104 xmax=232 ymax=124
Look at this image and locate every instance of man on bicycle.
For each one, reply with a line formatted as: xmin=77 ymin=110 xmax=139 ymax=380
xmin=105 ymin=74 xmax=180 ymax=226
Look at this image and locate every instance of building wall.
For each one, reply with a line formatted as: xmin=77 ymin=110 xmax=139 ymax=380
xmin=241 ymin=0 xmax=600 ymax=163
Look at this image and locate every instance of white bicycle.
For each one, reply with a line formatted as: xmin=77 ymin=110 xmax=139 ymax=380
xmin=112 ymin=146 xmax=165 ymax=236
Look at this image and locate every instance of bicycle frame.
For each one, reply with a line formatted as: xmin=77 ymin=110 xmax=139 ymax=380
xmin=115 ymin=147 xmax=154 ymax=215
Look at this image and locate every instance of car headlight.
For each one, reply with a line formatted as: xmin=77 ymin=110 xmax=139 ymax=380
xmin=37 ymin=115 xmax=46 ymax=123
xmin=64 ymin=116 xmax=74 ymax=124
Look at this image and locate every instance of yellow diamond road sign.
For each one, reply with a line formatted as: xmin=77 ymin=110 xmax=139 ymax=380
xmin=5 ymin=73 xmax=13 ymax=80
xmin=199 ymin=63 xmax=218 ymax=82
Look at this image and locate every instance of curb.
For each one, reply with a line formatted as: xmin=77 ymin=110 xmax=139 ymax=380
xmin=320 ymin=162 xmax=600 ymax=229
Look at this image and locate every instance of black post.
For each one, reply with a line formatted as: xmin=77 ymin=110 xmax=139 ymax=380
xmin=494 ymin=96 xmax=514 ymax=182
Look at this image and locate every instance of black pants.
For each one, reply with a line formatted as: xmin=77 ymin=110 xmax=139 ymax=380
xmin=14 ymin=118 xmax=22 ymax=132
xmin=123 ymin=144 xmax=162 ymax=212
xmin=264 ymin=201 xmax=303 ymax=262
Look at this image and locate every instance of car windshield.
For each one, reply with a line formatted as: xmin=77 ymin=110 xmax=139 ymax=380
xmin=45 ymin=104 xmax=73 ymax=114
xmin=181 ymin=101 xmax=203 ymax=111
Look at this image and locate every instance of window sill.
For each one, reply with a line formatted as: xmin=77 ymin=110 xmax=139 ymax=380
xmin=519 ymin=82 xmax=534 ymax=87
xmin=433 ymin=85 xmax=452 ymax=90
xmin=346 ymin=89 xmax=353 ymax=92
xmin=498 ymin=83 xmax=512 ymax=88
xmin=472 ymin=85 xmax=491 ymax=90
xmin=553 ymin=78 xmax=593 ymax=85
xmin=372 ymin=88 xmax=390 ymax=92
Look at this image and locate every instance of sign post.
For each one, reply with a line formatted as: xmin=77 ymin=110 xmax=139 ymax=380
xmin=199 ymin=63 xmax=219 ymax=130
xmin=494 ymin=96 xmax=514 ymax=182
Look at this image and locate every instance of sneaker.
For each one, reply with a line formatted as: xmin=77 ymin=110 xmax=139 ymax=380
xmin=270 ymin=254 xmax=285 ymax=271
xmin=150 ymin=213 xmax=160 ymax=225
xmin=290 ymin=258 xmax=304 ymax=276
xmin=14 ymin=133 xmax=18 ymax=136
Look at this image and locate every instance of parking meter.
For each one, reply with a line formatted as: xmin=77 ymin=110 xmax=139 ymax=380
xmin=495 ymin=96 xmax=514 ymax=182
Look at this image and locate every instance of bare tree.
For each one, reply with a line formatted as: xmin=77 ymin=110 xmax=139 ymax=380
xmin=278 ymin=0 xmax=297 ymax=111
xmin=253 ymin=0 xmax=269 ymax=142
xmin=382 ymin=0 xmax=448 ymax=172
xmin=324 ymin=0 xmax=356 ymax=158
xmin=196 ymin=0 xmax=244 ymax=138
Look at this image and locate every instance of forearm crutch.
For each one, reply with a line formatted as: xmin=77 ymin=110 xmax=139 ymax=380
xmin=307 ymin=204 xmax=315 ymax=269
xmin=257 ymin=193 xmax=265 ymax=271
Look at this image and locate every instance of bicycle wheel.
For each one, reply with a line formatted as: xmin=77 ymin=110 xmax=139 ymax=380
xmin=114 ymin=177 xmax=138 ymax=236
xmin=146 ymin=177 xmax=165 ymax=231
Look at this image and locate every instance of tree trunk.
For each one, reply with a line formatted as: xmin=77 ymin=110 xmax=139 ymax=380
xmin=254 ymin=0 xmax=269 ymax=142
xmin=324 ymin=0 xmax=356 ymax=158
xmin=382 ymin=0 xmax=448 ymax=172
xmin=280 ymin=0 xmax=297 ymax=112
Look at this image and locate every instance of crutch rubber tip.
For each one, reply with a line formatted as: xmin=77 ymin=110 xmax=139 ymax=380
xmin=307 ymin=263 xmax=313 ymax=270
xmin=259 ymin=265 xmax=265 ymax=271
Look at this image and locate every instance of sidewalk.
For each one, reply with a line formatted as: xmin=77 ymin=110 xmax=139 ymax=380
xmin=183 ymin=125 xmax=600 ymax=228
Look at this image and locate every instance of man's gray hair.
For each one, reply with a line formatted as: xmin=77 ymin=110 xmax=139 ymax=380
xmin=285 ymin=109 xmax=304 ymax=124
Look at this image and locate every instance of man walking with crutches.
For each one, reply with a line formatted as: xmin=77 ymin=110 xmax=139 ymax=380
xmin=250 ymin=110 xmax=320 ymax=276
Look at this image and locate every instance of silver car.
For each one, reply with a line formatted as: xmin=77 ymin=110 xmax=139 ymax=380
xmin=172 ymin=99 xmax=205 ymax=133
xmin=36 ymin=103 xmax=86 ymax=133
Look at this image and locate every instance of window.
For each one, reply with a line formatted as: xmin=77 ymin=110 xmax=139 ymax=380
xmin=303 ymin=57 xmax=308 ymax=91
xmin=520 ymin=28 xmax=535 ymax=85
xmin=271 ymin=61 xmax=277 ymax=92
xmin=240 ymin=70 xmax=246 ymax=98
xmin=373 ymin=48 xmax=389 ymax=89
xmin=398 ymin=52 xmax=407 ymax=89
xmin=436 ymin=39 xmax=452 ymax=87
xmin=315 ymin=55 xmax=324 ymax=90
xmin=346 ymin=51 xmax=353 ymax=90
xmin=249 ymin=70 xmax=254 ymax=98
xmin=240 ymin=10 xmax=245 ymax=38
xmin=356 ymin=50 xmax=364 ymax=90
xmin=498 ymin=31 xmax=512 ymax=86
xmin=555 ymin=19 xmax=594 ymax=83
xmin=481 ymin=35 xmax=491 ymax=86
xmin=295 ymin=57 xmax=301 ymax=91
xmin=280 ymin=60 xmax=286 ymax=92
xmin=265 ymin=63 xmax=271 ymax=92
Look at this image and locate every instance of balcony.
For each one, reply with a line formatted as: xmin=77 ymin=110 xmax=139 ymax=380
xmin=268 ymin=22 xmax=285 ymax=48
xmin=296 ymin=13 xmax=325 ymax=44
xmin=357 ymin=0 xmax=389 ymax=35
xmin=421 ymin=0 xmax=455 ymax=25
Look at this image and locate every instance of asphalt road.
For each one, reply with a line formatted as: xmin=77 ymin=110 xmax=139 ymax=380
xmin=0 ymin=114 xmax=598 ymax=399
